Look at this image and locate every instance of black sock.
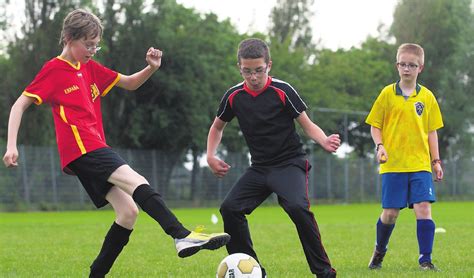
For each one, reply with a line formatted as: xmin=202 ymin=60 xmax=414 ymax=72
xmin=89 ymin=222 xmax=132 ymax=278
xmin=132 ymin=184 xmax=190 ymax=238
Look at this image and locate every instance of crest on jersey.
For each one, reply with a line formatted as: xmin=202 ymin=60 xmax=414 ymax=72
xmin=91 ymin=83 xmax=100 ymax=102
xmin=415 ymin=102 xmax=424 ymax=116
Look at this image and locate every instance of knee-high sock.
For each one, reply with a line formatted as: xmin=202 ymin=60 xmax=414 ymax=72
xmin=132 ymin=184 xmax=189 ymax=239
xmin=89 ymin=222 xmax=132 ymax=278
xmin=417 ymin=219 xmax=435 ymax=264
xmin=376 ymin=218 xmax=395 ymax=253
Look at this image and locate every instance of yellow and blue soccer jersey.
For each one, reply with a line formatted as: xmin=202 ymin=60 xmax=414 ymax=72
xmin=366 ymin=82 xmax=443 ymax=173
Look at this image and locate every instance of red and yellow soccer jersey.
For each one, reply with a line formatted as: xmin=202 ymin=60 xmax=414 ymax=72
xmin=365 ymin=82 xmax=443 ymax=174
xmin=23 ymin=57 xmax=120 ymax=171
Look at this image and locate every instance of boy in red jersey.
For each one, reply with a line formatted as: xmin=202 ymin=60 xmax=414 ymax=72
xmin=207 ymin=38 xmax=340 ymax=278
xmin=3 ymin=9 xmax=229 ymax=277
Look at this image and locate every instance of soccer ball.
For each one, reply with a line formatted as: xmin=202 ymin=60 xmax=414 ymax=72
xmin=216 ymin=253 xmax=262 ymax=278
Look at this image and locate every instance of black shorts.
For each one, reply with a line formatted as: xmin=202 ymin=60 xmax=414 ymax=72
xmin=67 ymin=147 xmax=127 ymax=208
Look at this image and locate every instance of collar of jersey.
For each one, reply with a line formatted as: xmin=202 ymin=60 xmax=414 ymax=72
xmin=56 ymin=56 xmax=81 ymax=70
xmin=243 ymin=76 xmax=272 ymax=97
xmin=395 ymin=81 xmax=421 ymax=97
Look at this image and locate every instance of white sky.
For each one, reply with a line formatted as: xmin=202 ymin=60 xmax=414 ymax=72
xmin=3 ymin=0 xmax=398 ymax=51
xmin=177 ymin=0 xmax=398 ymax=50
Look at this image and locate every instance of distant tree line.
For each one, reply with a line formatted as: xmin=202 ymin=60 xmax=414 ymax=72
xmin=1 ymin=0 xmax=472 ymax=195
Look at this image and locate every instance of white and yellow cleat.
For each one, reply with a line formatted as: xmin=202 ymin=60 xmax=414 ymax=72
xmin=175 ymin=230 xmax=230 ymax=258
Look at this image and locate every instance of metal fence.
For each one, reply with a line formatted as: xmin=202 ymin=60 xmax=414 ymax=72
xmin=0 ymin=145 xmax=472 ymax=211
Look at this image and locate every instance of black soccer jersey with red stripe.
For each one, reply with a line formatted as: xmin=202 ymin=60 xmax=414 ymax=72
xmin=217 ymin=76 xmax=307 ymax=165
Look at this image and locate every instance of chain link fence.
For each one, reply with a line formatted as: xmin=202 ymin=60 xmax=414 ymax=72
xmin=0 ymin=145 xmax=472 ymax=211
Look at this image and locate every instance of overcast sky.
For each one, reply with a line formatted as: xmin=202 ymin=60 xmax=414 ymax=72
xmin=3 ymin=0 xmax=398 ymax=51
xmin=177 ymin=0 xmax=398 ymax=50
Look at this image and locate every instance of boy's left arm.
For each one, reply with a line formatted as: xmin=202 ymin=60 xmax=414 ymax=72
xmin=296 ymin=111 xmax=340 ymax=153
xmin=116 ymin=47 xmax=162 ymax=91
xmin=428 ymin=130 xmax=443 ymax=181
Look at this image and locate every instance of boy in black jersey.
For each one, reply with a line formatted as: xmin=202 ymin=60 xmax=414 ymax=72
xmin=206 ymin=38 xmax=340 ymax=278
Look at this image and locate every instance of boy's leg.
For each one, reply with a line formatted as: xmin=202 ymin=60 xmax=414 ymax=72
xmin=410 ymin=172 xmax=437 ymax=268
xmin=268 ymin=160 xmax=335 ymax=277
xmin=89 ymin=187 xmax=137 ymax=277
xmin=109 ymin=165 xmax=230 ymax=257
xmin=89 ymin=222 xmax=132 ymax=278
xmin=109 ymin=165 xmax=190 ymax=238
xmin=219 ymin=167 xmax=270 ymax=263
xmin=369 ymin=173 xmax=408 ymax=269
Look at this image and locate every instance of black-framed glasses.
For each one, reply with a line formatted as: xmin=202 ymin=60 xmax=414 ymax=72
xmin=240 ymin=66 xmax=268 ymax=77
xmin=81 ymin=40 xmax=102 ymax=53
xmin=397 ymin=62 xmax=418 ymax=70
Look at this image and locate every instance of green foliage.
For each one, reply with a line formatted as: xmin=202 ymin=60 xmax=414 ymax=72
xmin=391 ymin=0 xmax=474 ymax=158
xmin=1 ymin=202 xmax=473 ymax=276
xmin=269 ymin=0 xmax=315 ymax=50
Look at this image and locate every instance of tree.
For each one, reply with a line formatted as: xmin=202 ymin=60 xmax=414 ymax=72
xmin=1 ymin=0 xmax=90 ymax=145
xmin=391 ymin=0 xmax=474 ymax=159
xmin=99 ymin=0 xmax=242 ymax=198
xmin=269 ymin=0 xmax=315 ymax=51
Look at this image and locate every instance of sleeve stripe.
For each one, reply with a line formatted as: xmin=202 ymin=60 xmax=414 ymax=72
xmin=22 ymin=91 xmax=43 ymax=105
xmin=272 ymin=78 xmax=307 ymax=114
xmin=101 ymin=73 xmax=121 ymax=97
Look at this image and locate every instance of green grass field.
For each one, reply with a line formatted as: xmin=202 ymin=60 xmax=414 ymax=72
xmin=1 ymin=202 xmax=473 ymax=277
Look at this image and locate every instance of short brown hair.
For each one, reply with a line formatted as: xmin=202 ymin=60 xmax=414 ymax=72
xmin=237 ymin=38 xmax=271 ymax=64
xmin=396 ymin=43 xmax=424 ymax=65
xmin=59 ymin=9 xmax=103 ymax=46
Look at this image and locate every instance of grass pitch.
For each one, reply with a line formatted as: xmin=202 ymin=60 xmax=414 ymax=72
xmin=1 ymin=202 xmax=473 ymax=277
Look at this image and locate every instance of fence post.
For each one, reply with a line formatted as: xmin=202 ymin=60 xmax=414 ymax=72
xmin=326 ymin=156 xmax=332 ymax=200
xmin=360 ymin=157 xmax=365 ymax=202
xmin=50 ymin=147 xmax=58 ymax=206
xmin=152 ymin=150 xmax=158 ymax=191
xmin=20 ymin=145 xmax=30 ymax=206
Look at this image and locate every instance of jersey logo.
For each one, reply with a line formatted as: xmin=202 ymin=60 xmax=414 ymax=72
xmin=415 ymin=101 xmax=424 ymax=116
xmin=64 ymin=85 xmax=79 ymax=95
xmin=91 ymin=83 xmax=100 ymax=102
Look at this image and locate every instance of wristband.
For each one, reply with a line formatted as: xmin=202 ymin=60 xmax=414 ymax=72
xmin=376 ymin=143 xmax=383 ymax=152
xmin=431 ymin=159 xmax=442 ymax=166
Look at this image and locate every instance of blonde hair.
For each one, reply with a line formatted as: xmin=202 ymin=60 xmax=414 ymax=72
xmin=396 ymin=43 xmax=424 ymax=65
xmin=59 ymin=9 xmax=103 ymax=46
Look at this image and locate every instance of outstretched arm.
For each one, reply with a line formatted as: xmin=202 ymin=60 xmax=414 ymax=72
xmin=206 ymin=117 xmax=231 ymax=178
xmin=116 ymin=47 xmax=162 ymax=91
xmin=428 ymin=130 xmax=443 ymax=181
xmin=296 ymin=111 xmax=340 ymax=153
xmin=3 ymin=95 xmax=35 ymax=167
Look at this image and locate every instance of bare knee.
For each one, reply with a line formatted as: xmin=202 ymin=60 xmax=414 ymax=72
xmin=116 ymin=202 xmax=139 ymax=229
xmin=414 ymin=202 xmax=432 ymax=219
xmin=381 ymin=209 xmax=399 ymax=224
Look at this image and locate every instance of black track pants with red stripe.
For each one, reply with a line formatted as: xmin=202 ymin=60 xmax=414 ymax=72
xmin=219 ymin=157 xmax=335 ymax=276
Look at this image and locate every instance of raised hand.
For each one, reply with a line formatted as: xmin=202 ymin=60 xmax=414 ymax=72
xmin=146 ymin=47 xmax=162 ymax=70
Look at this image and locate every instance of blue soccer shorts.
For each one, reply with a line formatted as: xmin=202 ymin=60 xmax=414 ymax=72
xmin=381 ymin=171 xmax=436 ymax=209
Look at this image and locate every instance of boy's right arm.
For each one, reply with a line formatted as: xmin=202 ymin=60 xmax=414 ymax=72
xmin=370 ymin=126 xmax=388 ymax=163
xmin=3 ymin=95 xmax=35 ymax=168
xmin=206 ymin=117 xmax=230 ymax=178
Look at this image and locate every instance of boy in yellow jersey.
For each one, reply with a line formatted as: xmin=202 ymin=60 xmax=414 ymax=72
xmin=365 ymin=43 xmax=443 ymax=271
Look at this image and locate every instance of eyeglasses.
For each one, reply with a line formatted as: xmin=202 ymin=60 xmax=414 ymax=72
xmin=241 ymin=66 xmax=267 ymax=77
xmin=81 ymin=41 xmax=101 ymax=53
xmin=397 ymin=62 xmax=418 ymax=70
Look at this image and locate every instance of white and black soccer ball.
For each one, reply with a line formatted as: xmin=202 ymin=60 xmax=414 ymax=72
xmin=216 ymin=253 xmax=262 ymax=278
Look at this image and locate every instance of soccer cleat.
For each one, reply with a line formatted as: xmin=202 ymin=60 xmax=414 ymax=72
xmin=419 ymin=261 xmax=439 ymax=271
xmin=368 ymin=249 xmax=386 ymax=269
xmin=175 ymin=231 xmax=230 ymax=258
